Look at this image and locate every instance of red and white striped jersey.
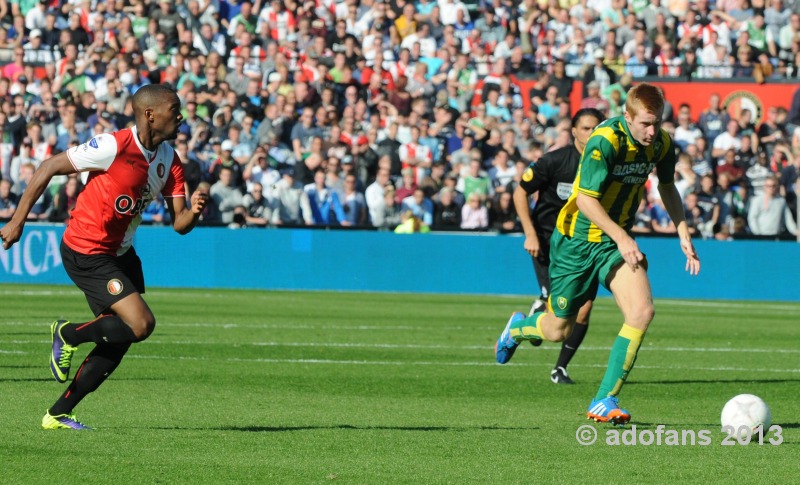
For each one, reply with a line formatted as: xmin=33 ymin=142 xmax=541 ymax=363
xmin=63 ymin=126 xmax=186 ymax=256
xmin=399 ymin=143 xmax=432 ymax=184
xmin=258 ymin=9 xmax=297 ymax=42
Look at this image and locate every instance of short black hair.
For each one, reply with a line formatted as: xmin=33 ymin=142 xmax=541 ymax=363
xmin=571 ymin=108 xmax=605 ymax=128
xmin=132 ymin=84 xmax=178 ymax=115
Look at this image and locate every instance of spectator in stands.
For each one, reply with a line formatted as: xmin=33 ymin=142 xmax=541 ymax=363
xmin=536 ymin=86 xmax=561 ymax=125
xmin=241 ymin=182 xmax=273 ymax=227
xmin=460 ymin=192 xmax=488 ymax=229
xmin=744 ymin=149 xmax=772 ymax=192
xmin=394 ymin=209 xmax=431 ymax=233
xmin=490 ymin=191 xmax=520 ymax=232
xmin=748 ymin=175 xmax=787 ymax=235
xmin=758 ymin=106 xmax=787 ymax=156
xmin=401 ymin=187 xmax=434 ymax=226
xmin=341 ymin=173 xmax=367 ymax=226
xmin=0 ymin=179 xmax=17 ymax=219
xmin=488 ymin=149 xmax=516 ymax=194
xmin=580 ymin=81 xmax=610 ymax=116
xmin=271 ymin=168 xmax=313 ymax=226
xmin=582 ymin=49 xmax=617 ymax=96
xmin=712 ymin=119 xmax=743 ymax=162
xmin=696 ymin=174 xmax=722 ymax=236
xmin=626 ymin=43 xmax=657 ymax=77
xmin=683 ymin=191 xmax=710 ymax=237
xmin=649 ymin=196 xmax=677 ymax=234
xmin=376 ymin=184 xmax=402 ymax=230
xmin=433 ymin=186 xmax=461 ymax=229
xmin=698 ymin=94 xmax=729 ymax=146
xmin=655 ymin=43 xmax=683 ymax=77
xmin=306 ymin=168 xmax=346 ymax=225
xmin=674 ymin=110 xmax=705 ymax=151
xmin=459 ymin=157 xmax=492 ymax=201
xmin=141 ymin=196 xmax=170 ymax=225
xmin=366 ymin=169 xmax=391 ymax=226
xmin=779 ymin=152 xmax=800 ymax=208
xmin=210 ymin=166 xmax=244 ymax=225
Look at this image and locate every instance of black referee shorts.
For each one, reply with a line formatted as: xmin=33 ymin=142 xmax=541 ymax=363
xmin=60 ymin=241 xmax=146 ymax=317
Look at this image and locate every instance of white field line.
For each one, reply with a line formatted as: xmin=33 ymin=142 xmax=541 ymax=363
xmin=119 ymin=355 xmax=800 ymax=373
xmin=1 ymin=288 xmax=799 ymax=309
xmin=2 ymin=339 xmax=799 ymax=355
xmin=2 ymin=343 xmax=797 ymax=372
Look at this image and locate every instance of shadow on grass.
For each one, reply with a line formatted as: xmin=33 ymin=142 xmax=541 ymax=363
xmin=0 ymin=378 xmax=55 ymax=382
xmin=0 ymin=377 xmax=166 ymax=383
xmin=0 ymin=365 xmax=40 ymax=369
xmin=628 ymin=379 xmax=800 ymax=385
xmin=154 ymin=424 xmax=538 ymax=432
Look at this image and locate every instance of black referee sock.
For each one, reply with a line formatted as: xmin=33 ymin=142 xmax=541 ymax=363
xmin=49 ymin=342 xmax=131 ymax=416
xmin=60 ymin=315 xmax=137 ymax=346
xmin=555 ymin=322 xmax=589 ymax=370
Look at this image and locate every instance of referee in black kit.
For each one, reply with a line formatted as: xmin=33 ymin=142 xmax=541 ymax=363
xmin=513 ymin=108 xmax=605 ymax=384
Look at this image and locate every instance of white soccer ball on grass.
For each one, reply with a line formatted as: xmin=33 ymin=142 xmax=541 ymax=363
xmin=720 ymin=394 xmax=771 ymax=436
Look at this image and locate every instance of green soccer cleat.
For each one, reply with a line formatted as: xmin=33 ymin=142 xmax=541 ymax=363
xmin=42 ymin=411 xmax=93 ymax=430
xmin=50 ymin=320 xmax=78 ymax=383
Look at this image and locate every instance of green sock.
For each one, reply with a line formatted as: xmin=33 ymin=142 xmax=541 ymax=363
xmin=595 ymin=324 xmax=645 ymax=401
xmin=509 ymin=312 xmax=545 ymax=342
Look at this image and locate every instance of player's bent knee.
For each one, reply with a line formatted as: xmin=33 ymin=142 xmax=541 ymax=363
xmin=129 ymin=316 xmax=156 ymax=341
xmin=628 ymin=304 xmax=655 ymax=328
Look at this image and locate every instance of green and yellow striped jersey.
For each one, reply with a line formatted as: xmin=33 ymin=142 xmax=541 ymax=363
xmin=555 ymin=115 xmax=676 ymax=243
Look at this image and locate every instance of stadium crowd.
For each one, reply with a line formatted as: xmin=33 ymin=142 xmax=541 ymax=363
xmin=0 ymin=0 xmax=798 ymax=239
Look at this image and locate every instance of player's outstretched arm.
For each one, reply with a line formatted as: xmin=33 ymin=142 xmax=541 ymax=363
xmin=0 ymin=153 xmax=75 ymax=250
xmin=659 ymin=182 xmax=701 ymax=275
xmin=166 ymin=189 xmax=209 ymax=235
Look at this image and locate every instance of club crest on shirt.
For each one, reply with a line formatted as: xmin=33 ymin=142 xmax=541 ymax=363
xmin=557 ymin=296 xmax=568 ymax=310
xmin=157 ymin=163 xmax=165 ymax=178
xmin=107 ymin=279 xmax=123 ymax=295
xmin=522 ymin=167 xmax=534 ymax=182
xmin=89 ymin=138 xmax=99 ymax=149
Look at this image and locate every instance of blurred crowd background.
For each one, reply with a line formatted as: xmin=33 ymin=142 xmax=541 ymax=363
xmin=0 ymin=0 xmax=798 ymax=239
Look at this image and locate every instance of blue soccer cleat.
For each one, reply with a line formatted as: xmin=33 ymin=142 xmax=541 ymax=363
xmin=587 ymin=396 xmax=631 ymax=425
xmin=494 ymin=312 xmax=526 ymax=364
xmin=50 ymin=320 xmax=77 ymax=383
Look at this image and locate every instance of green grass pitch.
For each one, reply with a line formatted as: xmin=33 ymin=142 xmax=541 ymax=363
xmin=0 ymin=284 xmax=798 ymax=483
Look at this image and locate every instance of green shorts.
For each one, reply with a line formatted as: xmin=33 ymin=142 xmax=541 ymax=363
xmin=547 ymin=231 xmax=625 ymax=318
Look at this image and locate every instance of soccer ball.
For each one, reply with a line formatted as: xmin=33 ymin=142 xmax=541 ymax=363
xmin=721 ymin=394 xmax=771 ymax=435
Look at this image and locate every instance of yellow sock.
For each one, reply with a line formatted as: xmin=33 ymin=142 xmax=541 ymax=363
xmin=509 ymin=313 xmax=545 ymax=341
xmin=595 ymin=323 xmax=645 ymax=400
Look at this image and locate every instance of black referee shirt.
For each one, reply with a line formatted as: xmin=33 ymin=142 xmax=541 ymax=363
xmin=518 ymin=144 xmax=582 ymax=235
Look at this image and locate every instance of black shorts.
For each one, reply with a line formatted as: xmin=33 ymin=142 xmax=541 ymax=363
xmin=60 ymin=241 xmax=145 ymax=317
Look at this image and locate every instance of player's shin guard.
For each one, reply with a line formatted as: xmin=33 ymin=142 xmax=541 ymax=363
xmin=59 ymin=315 xmax=137 ymax=346
xmin=509 ymin=312 xmax=546 ymax=341
xmin=595 ymin=324 xmax=644 ymax=400
xmin=48 ymin=342 xmax=131 ymax=416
